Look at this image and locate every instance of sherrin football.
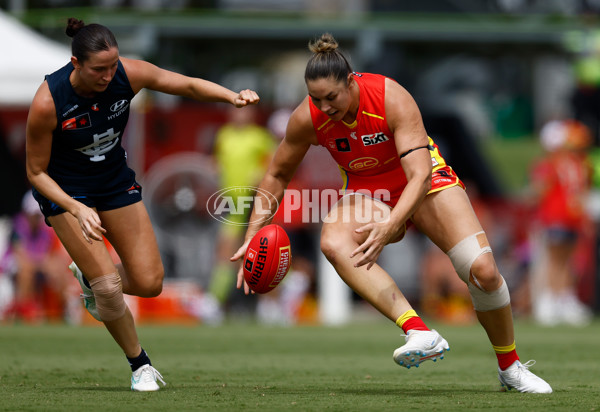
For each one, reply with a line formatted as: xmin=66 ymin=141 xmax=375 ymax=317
xmin=243 ymin=224 xmax=292 ymax=294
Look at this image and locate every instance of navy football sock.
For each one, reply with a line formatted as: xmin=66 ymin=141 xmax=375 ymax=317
xmin=127 ymin=348 xmax=152 ymax=372
xmin=82 ymin=274 xmax=91 ymax=289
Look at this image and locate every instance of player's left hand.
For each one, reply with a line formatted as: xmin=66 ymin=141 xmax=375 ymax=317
xmin=233 ymin=89 xmax=260 ymax=107
xmin=350 ymin=221 xmax=403 ymax=270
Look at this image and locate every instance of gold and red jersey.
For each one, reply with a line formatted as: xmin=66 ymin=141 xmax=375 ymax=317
xmin=309 ymin=72 xmax=463 ymax=207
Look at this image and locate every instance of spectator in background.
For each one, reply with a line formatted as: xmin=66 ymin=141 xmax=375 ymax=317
xmin=529 ymin=119 xmax=594 ymax=326
xmin=3 ymin=191 xmax=77 ymax=323
xmin=202 ymin=105 xmax=276 ymax=323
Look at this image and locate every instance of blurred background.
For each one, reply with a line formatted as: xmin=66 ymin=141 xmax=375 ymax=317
xmin=1 ymin=0 xmax=599 ymax=327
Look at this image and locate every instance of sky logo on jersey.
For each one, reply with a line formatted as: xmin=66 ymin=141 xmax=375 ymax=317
xmin=335 ymin=137 xmax=351 ymax=152
xmin=361 ymin=132 xmax=389 ymax=146
xmin=62 ymin=113 xmax=91 ymax=131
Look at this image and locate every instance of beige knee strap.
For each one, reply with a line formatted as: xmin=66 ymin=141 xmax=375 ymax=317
xmin=468 ymin=276 xmax=511 ymax=312
xmin=447 ymin=231 xmax=492 ymax=283
xmin=89 ymin=272 xmax=127 ymax=322
xmin=447 ymin=231 xmax=510 ymax=311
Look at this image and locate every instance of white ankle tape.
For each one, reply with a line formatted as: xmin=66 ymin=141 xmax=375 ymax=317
xmin=89 ymin=272 xmax=126 ymax=322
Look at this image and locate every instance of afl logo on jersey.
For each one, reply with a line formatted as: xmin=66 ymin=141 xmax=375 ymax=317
xmin=349 ymin=157 xmax=379 ymax=171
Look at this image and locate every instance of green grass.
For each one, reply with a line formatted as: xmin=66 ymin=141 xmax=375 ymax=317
xmin=1 ymin=319 xmax=599 ymax=411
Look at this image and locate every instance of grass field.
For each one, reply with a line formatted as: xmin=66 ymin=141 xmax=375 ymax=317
xmin=1 ymin=318 xmax=599 ymax=411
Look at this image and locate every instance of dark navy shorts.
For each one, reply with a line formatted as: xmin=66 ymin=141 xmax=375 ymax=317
xmin=32 ymin=182 xmax=143 ymax=225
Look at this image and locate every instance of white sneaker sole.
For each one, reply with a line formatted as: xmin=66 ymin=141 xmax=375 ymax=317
xmin=498 ymin=377 xmax=552 ymax=393
xmin=393 ymin=338 xmax=450 ymax=369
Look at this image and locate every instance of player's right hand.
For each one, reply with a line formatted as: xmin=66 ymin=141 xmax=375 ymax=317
xmin=73 ymin=204 xmax=106 ymax=243
xmin=233 ymin=89 xmax=260 ymax=107
xmin=231 ymin=239 xmax=254 ymax=295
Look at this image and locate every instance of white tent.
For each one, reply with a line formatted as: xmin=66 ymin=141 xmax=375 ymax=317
xmin=0 ymin=10 xmax=71 ymax=106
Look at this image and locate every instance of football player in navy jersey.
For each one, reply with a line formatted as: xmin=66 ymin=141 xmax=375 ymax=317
xmin=25 ymin=17 xmax=259 ymax=391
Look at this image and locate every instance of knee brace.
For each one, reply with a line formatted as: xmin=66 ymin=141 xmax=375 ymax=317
xmin=447 ymin=231 xmax=510 ymax=312
xmin=89 ymin=272 xmax=127 ymax=322
xmin=468 ymin=276 xmax=510 ymax=312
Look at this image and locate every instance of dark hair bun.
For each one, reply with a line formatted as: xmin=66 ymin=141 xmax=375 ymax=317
xmin=65 ymin=17 xmax=85 ymax=38
xmin=308 ymin=33 xmax=339 ymax=54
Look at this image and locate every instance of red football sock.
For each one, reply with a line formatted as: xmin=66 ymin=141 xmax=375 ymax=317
xmin=496 ymin=349 xmax=519 ymax=370
xmin=400 ymin=316 xmax=429 ymax=333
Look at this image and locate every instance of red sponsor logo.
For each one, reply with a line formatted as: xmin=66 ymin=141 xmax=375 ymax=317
xmin=270 ymin=246 xmax=291 ymax=287
xmin=62 ymin=113 xmax=91 ymax=131
xmin=244 ymin=248 xmax=257 ymax=273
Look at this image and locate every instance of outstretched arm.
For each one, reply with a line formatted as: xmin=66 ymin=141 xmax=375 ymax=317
xmin=121 ymin=57 xmax=259 ymax=106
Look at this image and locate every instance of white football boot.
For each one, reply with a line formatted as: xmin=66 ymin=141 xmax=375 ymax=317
xmin=69 ymin=261 xmax=101 ymax=321
xmin=498 ymin=360 xmax=553 ymax=393
xmin=393 ymin=329 xmax=450 ymax=369
xmin=131 ymin=364 xmax=166 ymax=392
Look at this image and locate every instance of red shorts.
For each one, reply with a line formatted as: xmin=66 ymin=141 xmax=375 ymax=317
xmin=343 ymin=147 xmax=465 ymax=208
xmin=429 ymin=165 xmax=465 ymax=195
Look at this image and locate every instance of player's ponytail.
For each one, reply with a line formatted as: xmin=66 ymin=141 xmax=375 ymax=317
xmin=305 ymin=33 xmax=353 ymax=84
xmin=66 ymin=17 xmax=118 ymax=63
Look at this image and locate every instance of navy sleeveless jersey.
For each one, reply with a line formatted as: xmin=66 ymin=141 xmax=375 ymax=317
xmin=45 ymin=61 xmax=136 ymax=195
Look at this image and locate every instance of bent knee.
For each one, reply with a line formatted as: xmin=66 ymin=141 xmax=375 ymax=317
xmin=89 ymin=272 xmax=126 ymax=321
xmin=132 ymin=267 xmax=164 ymax=297
xmin=143 ymin=280 xmax=163 ymax=298
xmin=470 ymin=254 xmax=502 ymax=291
xmin=320 ymin=233 xmax=341 ymax=264
xmin=320 ymin=224 xmax=355 ymax=265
